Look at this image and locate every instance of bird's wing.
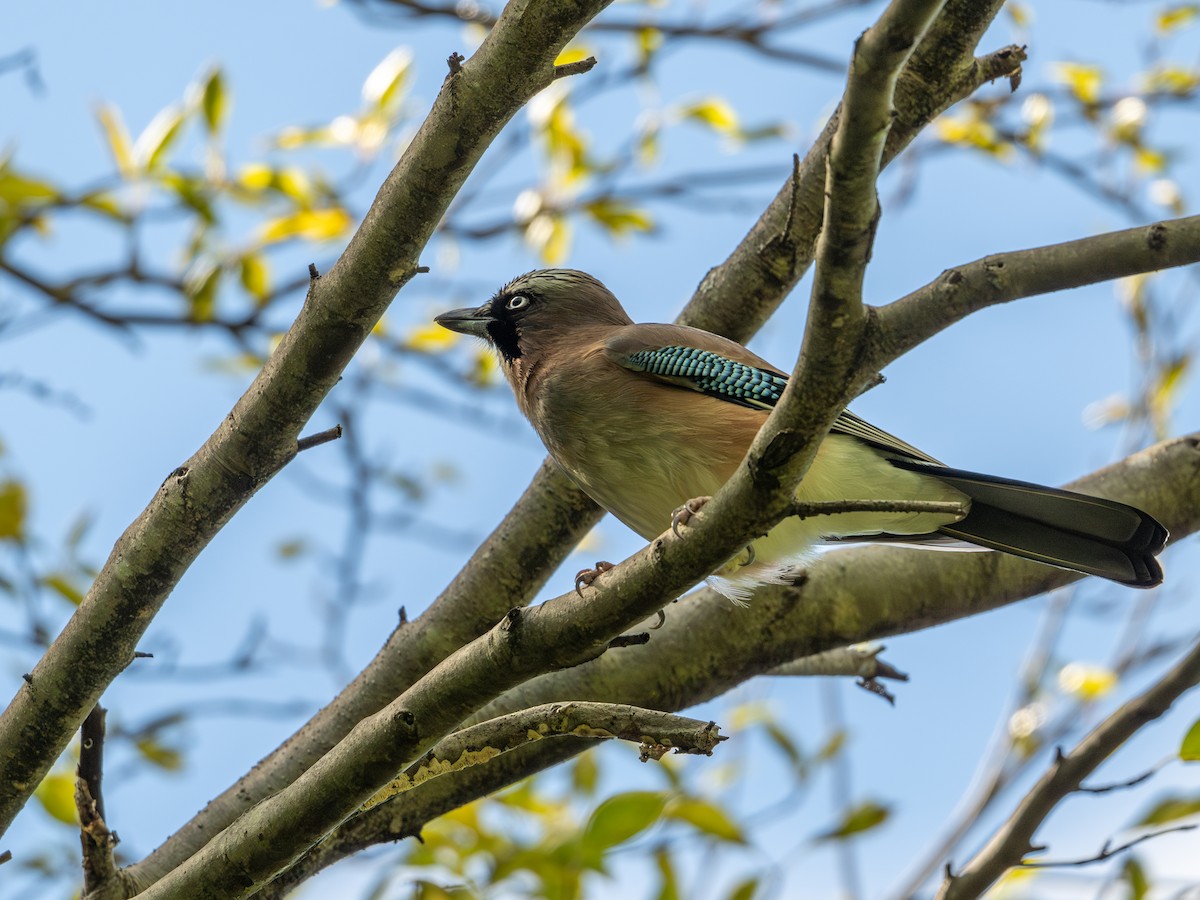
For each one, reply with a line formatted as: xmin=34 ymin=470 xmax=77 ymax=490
xmin=605 ymin=325 xmax=943 ymax=465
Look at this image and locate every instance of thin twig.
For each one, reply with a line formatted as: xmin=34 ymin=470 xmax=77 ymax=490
xmin=296 ymin=425 xmax=343 ymax=453
xmin=1020 ymin=824 xmax=1197 ymax=869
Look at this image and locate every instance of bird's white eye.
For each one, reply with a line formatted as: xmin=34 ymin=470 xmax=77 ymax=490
xmin=506 ymin=294 xmax=530 ymax=310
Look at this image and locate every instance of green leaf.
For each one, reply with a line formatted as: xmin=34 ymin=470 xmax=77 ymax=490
xmin=726 ymin=878 xmax=760 ymax=900
xmin=136 ymin=737 xmax=184 ymax=771
xmin=1123 ymin=855 xmax=1150 ymax=900
xmin=95 ymin=103 xmax=137 ymax=176
xmin=199 ymin=67 xmax=228 ymax=134
xmin=239 ymin=252 xmax=271 ymax=304
xmin=1135 ymin=794 xmax=1200 ymax=826
xmin=1182 ymin=719 xmax=1200 ymax=761
xmin=816 ymin=729 xmax=846 ymax=762
xmin=363 ymin=48 xmax=413 ymax=112
xmin=666 ymin=797 xmax=745 ymax=843
xmin=42 ymin=573 xmax=85 ymax=606
xmin=814 ymin=801 xmax=891 ymax=842
xmin=186 ymin=264 xmax=220 ymax=322
xmin=34 ymin=772 xmax=77 ymax=825
xmin=571 ymin=750 xmax=599 ymax=796
xmin=0 ymin=480 xmax=27 ymax=540
xmin=0 ymin=169 xmax=59 ymax=207
xmin=654 ymin=847 xmax=678 ymax=900
xmin=583 ymin=790 xmax=666 ymax=852
xmin=134 ymin=104 xmax=187 ymax=171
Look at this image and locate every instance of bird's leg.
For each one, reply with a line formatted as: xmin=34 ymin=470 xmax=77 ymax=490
xmin=574 ymin=560 xmax=614 ymax=597
xmin=673 ymin=498 xmax=756 ymax=568
xmin=671 ymin=496 xmax=712 ymax=537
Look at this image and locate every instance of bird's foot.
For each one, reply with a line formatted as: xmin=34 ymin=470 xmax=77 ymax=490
xmin=574 ymin=560 xmax=614 ymax=597
xmin=738 ymin=544 xmax=756 ymax=568
xmin=671 ymin=496 xmax=712 ymax=538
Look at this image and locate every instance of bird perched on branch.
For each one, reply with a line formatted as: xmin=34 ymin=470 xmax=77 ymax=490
xmin=435 ymin=269 xmax=1166 ymax=601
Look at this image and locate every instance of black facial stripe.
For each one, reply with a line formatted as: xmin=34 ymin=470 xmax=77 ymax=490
xmin=487 ymin=318 xmax=521 ymax=361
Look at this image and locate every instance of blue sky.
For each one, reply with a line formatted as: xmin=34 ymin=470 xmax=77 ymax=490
xmin=3 ymin=1 xmax=1199 ymax=897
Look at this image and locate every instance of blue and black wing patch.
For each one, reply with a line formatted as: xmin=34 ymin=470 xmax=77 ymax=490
xmin=620 ymin=345 xmax=787 ymax=410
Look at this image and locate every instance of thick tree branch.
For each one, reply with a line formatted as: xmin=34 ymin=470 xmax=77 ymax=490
xmin=0 ymin=0 xmax=615 ymax=853
xmin=938 ymin=639 xmax=1200 ymax=899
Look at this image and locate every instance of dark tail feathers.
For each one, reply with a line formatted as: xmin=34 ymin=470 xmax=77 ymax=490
xmin=891 ymin=461 xmax=1168 ymax=588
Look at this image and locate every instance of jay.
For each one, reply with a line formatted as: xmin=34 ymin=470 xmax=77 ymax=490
xmin=436 ymin=269 xmax=1166 ymax=601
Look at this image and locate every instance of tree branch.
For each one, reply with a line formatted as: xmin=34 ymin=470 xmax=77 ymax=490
xmin=0 ymin=0 xmax=615 ymax=847
xmin=77 ymin=705 xmax=117 ymax=895
xmin=938 ymin=639 xmax=1200 ymax=899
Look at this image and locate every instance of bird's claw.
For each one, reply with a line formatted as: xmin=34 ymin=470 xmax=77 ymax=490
xmin=671 ymin=496 xmax=712 ymax=538
xmin=574 ymin=560 xmax=614 ymax=597
xmin=738 ymin=544 xmax=756 ymax=568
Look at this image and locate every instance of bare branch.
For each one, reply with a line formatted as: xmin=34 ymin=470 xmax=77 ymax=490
xmin=938 ymin=639 xmax=1200 ymax=899
xmin=76 ymin=706 xmax=118 ymax=894
xmin=296 ymin=425 xmax=343 ymax=453
xmin=1019 ymin=825 xmax=1197 ymax=869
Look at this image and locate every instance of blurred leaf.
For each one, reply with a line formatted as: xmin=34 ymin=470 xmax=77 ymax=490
xmin=1052 ymin=62 xmax=1104 ymax=105
xmin=0 ymin=479 xmax=27 ymax=541
xmin=666 ymin=797 xmax=745 ymax=844
xmin=936 ymin=112 xmax=1011 ymax=157
xmin=236 ymin=162 xmax=275 ymax=193
xmin=276 ymin=538 xmax=309 ymax=561
xmin=363 ymin=48 xmax=413 ymax=111
xmin=239 ymin=252 xmax=271 ymax=304
xmin=1181 ymin=719 xmax=1200 ymax=761
xmin=198 ymin=67 xmax=229 ymax=134
xmin=763 ymin=722 xmax=806 ymax=774
xmin=816 ymin=729 xmax=846 ymax=762
xmin=96 ymin=103 xmax=137 ymax=176
xmin=80 ymin=190 xmax=126 ymax=220
xmin=554 ymin=45 xmax=592 ymax=67
xmin=681 ymin=97 xmax=740 ymax=134
xmin=34 ymin=772 xmax=77 ymax=825
xmin=1057 ymin=662 xmax=1118 ymax=702
xmin=814 ymin=800 xmax=890 ymax=842
xmin=1006 ymin=1 xmax=1032 ymax=28
xmin=1156 ymin=5 xmax=1199 ymax=33
xmin=1133 ymin=146 xmax=1167 ymax=174
xmin=1135 ymin=793 xmax=1200 ymax=826
xmin=405 ymin=321 xmax=460 ymax=353
xmin=525 ymin=212 xmax=572 ymax=265
xmin=635 ymin=27 xmax=663 ymax=69
xmin=1123 ymin=855 xmax=1150 ymax=900
xmin=134 ymin=104 xmax=187 ymax=171
xmin=186 ymin=264 xmax=220 ymax=322
xmin=136 ymin=737 xmax=184 ymax=771
xmin=1151 ymin=356 xmax=1190 ymax=416
xmin=572 ymin=751 xmax=599 ymax=796
xmin=1143 ymin=65 xmax=1200 ymax=96
xmin=162 ymin=172 xmax=216 ymax=224
xmin=584 ymin=199 xmax=654 ymax=236
xmin=0 ymin=168 xmax=59 ymax=207
xmin=258 ymin=207 xmax=352 ymax=244
xmin=42 ymin=573 xmax=85 ymax=606
xmin=583 ymin=790 xmax=666 ymax=852
xmin=654 ymin=846 xmax=678 ymax=900
xmin=726 ymin=878 xmax=760 ymax=900
xmin=469 ymin=347 xmax=498 ymax=386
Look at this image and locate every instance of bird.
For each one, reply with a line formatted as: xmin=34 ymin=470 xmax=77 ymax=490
xmin=435 ymin=269 xmax=1167 ymax=602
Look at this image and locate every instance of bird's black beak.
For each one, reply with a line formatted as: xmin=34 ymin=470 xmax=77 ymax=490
xmin=434 ymin=305 xmax=493 ymax=339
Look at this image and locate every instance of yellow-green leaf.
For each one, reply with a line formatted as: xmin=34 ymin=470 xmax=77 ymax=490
xmin=681 ymin=97 xmax=740 ymax=134
xmin=584 ymin=199 xmax=654 ymax=236
xmin=1052 ymin=62 xmax=1104 ymax=105
xmin=0 ymin=169 xmax=59 ymax=207
xmin=363 ymin=48 xmax=413 ymax=111
xmin=134 ymin=104 xmax=187 ymax=171
xmin=1135 ymin=794 xmax=1200 ymax=826
xmin=583 ymin=791 xmax=666 ymax=851
xmin=815 ymin=801 xmax=891 ymax=841
xmin=572 ymin=750 xmax=599 ymax=796
xmin=0 ymin=480 xmax=27 ymax=540
xmin=136 ymin=737 xmax=184 ymax=771
xmin=554 ymin=45 xmax=592 ymax=67
xmin=524 ymin=212 xmax=572 ymax=265
xmin=198 ymin=67 xmax=229 ymax=134
xmin=405 ymin=321 xmax=460 ymax=353
xmin=42 ymin=573 xmax=85 ymax=606
xmin=1181 ymin=719 xmax=1200 ymax=761
xmin=1058 ymin=662 xmax=1118 ymax=701
xmin=666 ymin=797 xmax=745 ymax=843
xmin=186 ymin=264 xmax=220 ymax=322
xmin=1123 ymin=856 xmax=1150 ymax=900
xmin=34 ymin=772 xmax=78 ymax=825
xmin=726 ymin=878 xmax=760 ymax=900
xmin=1156 ymin=4 xmax=1199 ymax=34
xmin=654 ymin=847 xmax=679 ymax=900
xmin=96 ymin=103 xmax=137 ymax=177
xmin=258 ymin=207 xmax=352 ymax=244
xmin=239 ymin=253 xmax=271 ymax=303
